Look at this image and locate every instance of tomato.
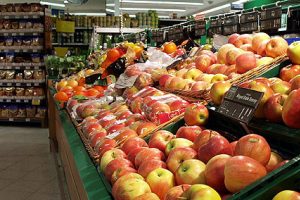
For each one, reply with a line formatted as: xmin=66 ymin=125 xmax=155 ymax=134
xmin=73 ymin=90 xmax=86 ymax=96
xmin=234 ymin=134 xmax=271 ymax=166
xmin=107 ymin=48 xmax=121 ymax=62
xmin=93 ymin=85 xmax=104 ymax=93
xmin=54 ymin=91 xmax=69 ymax=102
xmin=73 ymin=85 xmax=86 ymax=92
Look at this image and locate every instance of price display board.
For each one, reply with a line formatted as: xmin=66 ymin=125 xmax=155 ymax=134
xmin=217 ymin=86 xmax=263 ymax=124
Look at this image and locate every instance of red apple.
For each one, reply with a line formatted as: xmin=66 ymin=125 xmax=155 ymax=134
xmin=121 ymin=137 xmax=148 ymax=155
xmin=198 ymin=135 xmax=230 ymax=163
xmin=83 ymin=123 xmax=102 ymax=136
xmin=265 ymin=152 xmax=284 ymax=172
xmin=197 ymin=50 xmax=217 ymax=63
xmin=113 ymin=128 xmax=138 ymax=144
xmin=266 ymin=37 xmax=289 ymax=58
xmin=224 ymin=156 xmax=267 ymax=193
xmin=89 ymin=129 xmax=107 ymax=147
xmin=135 ymin=148 xmax=165 ymax=168
xmin=282 ymin=88 xmax=300 ymax=128
xmin=226 ymin=48 xmax=244 ymax=65
xmin=138 ymin=159 xmax=166 ymax=178
xmin=165 ymin=138 xmax=193 ymax=156
xmin=146 ymin=168 xmax=175 ymax=200
xmin=219 ymin=141 xmax=238 ymax=156
xmin=100 ymin=148 xmax=127 ymax=172
xmin=190 ymin=81 xmax=209 ymax=91
xmin=193 ymin=129 xmax=220 ymax=151
xmin=165 ymin=184 xmax=191 ymax=200
xmin=228 ymin=33 xmax=240 ymax=44
xmin=234 ymin=134 xmax=271 ymax=166
xmin=195 ymin=54 xmax=214 ymax=72
xmin=280 ymin=64 xmax=300 ymax=82
xmin=204 ymin=154 xmax=232 ymax=193
xmin=112 ymin=173 xmax=144 ymax=198
xmin=217 ymin=44 xmax=236 ymax=64
xmin=236 ymin=52 xmax=257 ymax=74
xmin=271 ymin=80 xmax=291 ymax=95
xmin=257 ymin=40 xmax=270 ymax=56
xmin=252 ymin=32 xmax=270 ymax=52
xmin=149 ymin=130 xmax=175 ymax=152
xmin=205 ymin=64 xmax=228 ymax=75
xmin=176 ymin=126 xmax=202 ymax=142
xmin=159 ymin=74 xmax=173 ymax=88
xmin=263 ymin=93 xmax=287 ymax=123
xmin=166 ymin=147 xmax=197 ymax=173
xmin=96 ymin=138 xmax=117 ymax=158
xmin=290 ymin=75 xmax=300 ymax=91
xmin=234 ymin=34 xmax=253 ymax=48
xmin=104 ymin=158 xmax=133 ymax=181
xmin=249 ymin=81 xmax=274 ymax=118
xmin=107 ymin=123 xmax=126 ymax=135
xmin=127 ymin=147 xmax=147 ymax=164
xmin=111 ymin=167 xmax=137 ymax=185
xmin=184 ymin=103 xmax=209 ymax=126
xmin=287 ymin=41 xmax=300 ymax=65
xmin=175 ymin=159 xmax=206 ymax=185
xmin=114 ymin=178 xmax=151 ymax=200
xmin=180 ymin=184 xmax=222 ymax=199
xmin=210 ymin=81 xmax=231 ymax=106
xmin=151 ymin=102 xmax=171 ymax=113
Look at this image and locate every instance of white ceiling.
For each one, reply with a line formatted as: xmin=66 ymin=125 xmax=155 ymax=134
xmin=0 ymin=0 xmax=246 ymax=17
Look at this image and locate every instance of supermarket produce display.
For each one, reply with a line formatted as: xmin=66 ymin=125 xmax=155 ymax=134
xmin=47 ymin=24 xmax=300 ymax=199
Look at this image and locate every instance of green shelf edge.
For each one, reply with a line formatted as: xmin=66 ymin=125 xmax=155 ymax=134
xmin=50 ymin=88 xmax=113 ymax=200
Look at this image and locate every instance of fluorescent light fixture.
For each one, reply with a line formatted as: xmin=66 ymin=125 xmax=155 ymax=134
xmin=120 ymin=8 xmax=186 ymax=12
xmin=121 ymin=0 xmax=203 ymax=6
xmin=232 ymin=0 xmax=249 ymax=3
xmin=158 ymin=15 xmax=171 ymax=18
xmin=106 ymin=3 xmax=115 ymax=6
xmin=194 ymin=4 xmax=230 ymax=15
xmin=70 ymin=13 xmax=106 ymax=16
xmin=106 ymin=8 xmax=115 ymax=12
xmin=40 ymin=1 xmax=65 ymax=7
xmin=129 ymin=14 xmax=136 ymax=17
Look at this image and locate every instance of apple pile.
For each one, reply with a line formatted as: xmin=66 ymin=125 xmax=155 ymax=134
xmin=238 ymin=65 xmax=300 ymax=128
xmin=98 ymin=120 xmax=289 ymax=200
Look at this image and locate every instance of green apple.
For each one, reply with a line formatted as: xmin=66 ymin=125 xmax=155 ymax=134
xmin=175 ymin=159 xmax=206 ymax=185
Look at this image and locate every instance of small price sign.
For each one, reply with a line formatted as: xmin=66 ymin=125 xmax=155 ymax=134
xmin=217 ymin=86 xmax=263 ymax=124
xmin=32 ymin=99 xmax=40 ymax=105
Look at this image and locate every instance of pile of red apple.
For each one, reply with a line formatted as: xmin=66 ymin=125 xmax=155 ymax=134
xmin=157 ymin=33 xmax=289 ymax=93
xmin=99 ymin=120 xmax=288 ymax=200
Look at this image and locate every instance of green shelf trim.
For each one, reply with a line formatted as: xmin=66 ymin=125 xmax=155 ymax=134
xmin=49 ymin=88 xmax=112 ymax=200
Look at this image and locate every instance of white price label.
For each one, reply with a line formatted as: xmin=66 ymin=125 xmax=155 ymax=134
xmin=0 ymin=99 xmax=3 ymax=102
xmin=33 ymin=33 xmax=38 ymax=36
xmin=7 ymin=83 xmax=12 ymax=86
xmin=16 ymin=99 xmax=21 ymax=103
xmin=16 ymin=83 xmax=21 ymax=86
xmin=105 ymin=131 xmax=121 ymax=140
xmin=9 ymin=118 xmax=14 ymax=122
xmin=4 ymin=33 xmax=8 ymax=36
xmin=26 ymin=83 xmax=31 ymax=86
xmin=7 ymin=99 xmax=11 ymax=102
xmin=12 ymin=33 xmax=17 ymax=36
xmin=22 ymin=49 xmax=27 ymax=52
xmin=25 ymin=66 xmax=30 ymax=69
xmin=33 ymin=50 xmax=37 ymax=53
xmin=25 ymin=118 xmax=30 ymax=122
xmin=20 ymin=33 xmax=24 ymax=36
xmin=24 ymin=16 xmax=29 ymax=19
xmin=24 ymin=100 xmax=29 ymax=103
xmin=16 ymin=66 xmax=20 ymax=69
xmin=4 ymin=16 xmax=9 ymax=19
xmin=34 ymin=83 xmax=39 ymax=86
xmin=15 ymin=49 xmax=20 ymax=53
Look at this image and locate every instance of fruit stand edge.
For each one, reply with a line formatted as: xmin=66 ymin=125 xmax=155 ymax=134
xmin=49 ymin=87 xmax=113 ymax=200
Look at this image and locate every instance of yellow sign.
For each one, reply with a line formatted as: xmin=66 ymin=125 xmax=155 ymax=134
xmin=54 ymin=47 xmax=69 ymax=57
xmin=56 ymin=20 xmax=75 ymax=33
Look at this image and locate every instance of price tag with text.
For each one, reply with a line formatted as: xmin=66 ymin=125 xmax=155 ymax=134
xmin=32 ymin=99 xmax=40 ymax=105
xmin=217 ymin=86 xmax=263 ymax=124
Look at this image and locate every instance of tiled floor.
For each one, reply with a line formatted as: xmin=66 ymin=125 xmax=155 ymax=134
xmin=0 ymin=126 xmax=64 ymax=200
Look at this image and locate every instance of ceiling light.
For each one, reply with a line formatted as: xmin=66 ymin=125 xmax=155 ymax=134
xmin=121 ymin=0 xmax=203 ymax=6
xmin=232 ymin=0 xmax=249 ymax=3
xmin=40 ymin=1 xmax=66 ymax=7
xmin=64 ymin=0 xmax=68 ymax=3
xmin=194 ymin=4 xmax=230 ymax=15
xmin=106 ymin=3 xmax=115 ymax=6
xmin=70 ymin=13 xmax=106 ymax=16
xmin=106 ymin=8 xmax=115 ymax=12
xmin=120 ymin=8 xmax=186 ymax=12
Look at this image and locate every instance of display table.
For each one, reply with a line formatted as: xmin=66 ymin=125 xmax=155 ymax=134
xmin=48 ymin=88 xmax=112 ymax=200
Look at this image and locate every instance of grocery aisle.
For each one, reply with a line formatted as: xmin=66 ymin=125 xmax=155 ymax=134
xmin=0 ymin=126 xmax=65 ymax=200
